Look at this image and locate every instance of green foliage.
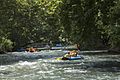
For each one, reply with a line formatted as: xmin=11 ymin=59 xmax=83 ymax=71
xmin=0 ymin=37 xmax=13 ymax=51
xmin=0 ymin=0 xmax=120 ymax=50
xmin=59 ymin=0 xmax=119 ymax=49
xmin=0 ymin=0 xmax=63 ymax=50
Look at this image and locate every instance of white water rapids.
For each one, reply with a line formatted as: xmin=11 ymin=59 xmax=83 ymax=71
xmin=0 ymin=50 xmax=120 ymax=80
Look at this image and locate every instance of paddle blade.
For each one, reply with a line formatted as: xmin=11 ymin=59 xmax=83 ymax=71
xmin=56 ymin=57 xmax=62 ymax=60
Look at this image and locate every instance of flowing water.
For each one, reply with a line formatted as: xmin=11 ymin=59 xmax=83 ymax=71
xmin=0 ymin=50 xmax=120 ymax=80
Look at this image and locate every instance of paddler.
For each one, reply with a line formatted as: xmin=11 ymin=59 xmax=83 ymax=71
xmin=26 ymin=47 xmax=37 ymax=52
xmin=63 ymin=50 xmax=78 ymax=58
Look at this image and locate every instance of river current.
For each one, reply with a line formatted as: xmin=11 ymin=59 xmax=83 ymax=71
xmin=0 ymin=50 xmax=120 ymax=80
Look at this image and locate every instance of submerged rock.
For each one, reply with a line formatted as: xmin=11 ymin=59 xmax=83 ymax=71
xmin=109 ymin=47 xmax=120 ymax=53
xmin=0 ymin=51 xmax=7 ymax=54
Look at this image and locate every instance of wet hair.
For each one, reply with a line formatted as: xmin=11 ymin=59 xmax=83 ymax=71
xmin=68 ymin=52 xmax=70 ymax=54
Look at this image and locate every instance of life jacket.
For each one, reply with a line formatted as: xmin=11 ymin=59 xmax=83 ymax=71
xmin=27 ymin=47 xmax=36 ymax=52
xmin=64 ymin=50 xmax=78 ymax=57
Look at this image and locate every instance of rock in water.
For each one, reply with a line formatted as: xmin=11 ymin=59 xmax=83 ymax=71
xmin=0 ymin=51 xmax=7 ymax=54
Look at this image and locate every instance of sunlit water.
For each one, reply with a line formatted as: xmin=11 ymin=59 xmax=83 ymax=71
xmin=0 ymin=50 xmax=120 ymax=80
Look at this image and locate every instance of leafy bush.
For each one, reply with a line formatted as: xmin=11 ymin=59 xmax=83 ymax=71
xmin=0 ymin=37 xmax=13 ymax=51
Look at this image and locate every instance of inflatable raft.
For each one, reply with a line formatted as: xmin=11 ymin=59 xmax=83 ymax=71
xmin=56 ymin=55 xmax=84 ymax=60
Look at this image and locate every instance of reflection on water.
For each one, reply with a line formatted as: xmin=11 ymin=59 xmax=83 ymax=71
xmin=0 ymin=51 xmax=120 ymax=80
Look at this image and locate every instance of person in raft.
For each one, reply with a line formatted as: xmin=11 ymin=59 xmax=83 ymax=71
xmin=75 ymin=44 xmax=80 ymax=51
xmin=26 ymin=47 xmax=37 ymax=52
xmin=63 ymin=50 xmax=78 ymax=58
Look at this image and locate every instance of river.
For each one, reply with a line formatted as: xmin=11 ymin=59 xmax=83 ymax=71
xmin=0 ymin=50 xmax=120 ymax=80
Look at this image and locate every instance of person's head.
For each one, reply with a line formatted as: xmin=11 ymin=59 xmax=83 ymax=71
xmin=30 ymin=47 xmax=34 ymax=48
xmin=72 ymin=50 xmax=78 ymax=54
xmin=67 ymin=52 xmax=70 ymax=54
xmin=72 ymin=50 xmax=77 ymax=53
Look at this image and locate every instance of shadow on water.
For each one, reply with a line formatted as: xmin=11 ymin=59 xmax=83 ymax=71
xmin=0 ymin=53 xmax=43 ymax=65
xmin=0 ymin=71 xmax=11 ymax=75
xmin=50 ymin=60 xmax=120 ymax=72
xmin=77 ymin=60 xmax=120 ymax=72
xmin=87 ymin=61 xmax=120 ymax=72
xmin=80 ymin=52 xmax=120 ymax=55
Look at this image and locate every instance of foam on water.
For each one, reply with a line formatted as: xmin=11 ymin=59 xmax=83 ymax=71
xmin=0 ymin=51 xmax=120 ymax=80
xmin=18 ymin=61 xmax=37 ymax=66
xmin=64 ymin=69 xmax=87 ymax=73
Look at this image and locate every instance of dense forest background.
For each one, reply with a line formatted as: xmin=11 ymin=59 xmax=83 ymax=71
xmin=0 ymin=0 xmax=120 ymax=51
